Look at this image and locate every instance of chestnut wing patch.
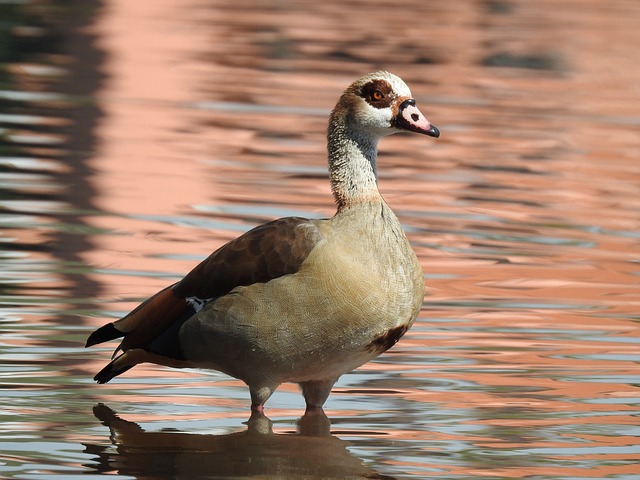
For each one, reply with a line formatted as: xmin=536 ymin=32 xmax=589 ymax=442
xmin=366 ymin=325 xmax=409 ymax=354
xmin=173 ymin=217 xmax=323 ymax=300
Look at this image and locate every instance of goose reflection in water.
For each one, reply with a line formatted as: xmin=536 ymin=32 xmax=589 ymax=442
xmin=85 ymin=404 xmax=396 ymax=479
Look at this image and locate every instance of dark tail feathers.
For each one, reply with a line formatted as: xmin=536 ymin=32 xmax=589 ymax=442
xmin=93 ymin=354 xmax=133 ymax=384
xmin=86 ymin=323 xmax=124 ymax=348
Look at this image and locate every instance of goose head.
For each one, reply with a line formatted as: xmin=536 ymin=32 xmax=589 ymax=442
xmin=331 ymin=71 xmax=440 ymax=140
xmin=327 ymin=72 xmax=439 ymax=208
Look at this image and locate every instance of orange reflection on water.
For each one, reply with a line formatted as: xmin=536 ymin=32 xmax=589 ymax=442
xmin=1 ymin=0 xmax=639 ymax=478
xmin=80 ymin=1 xmax=640 ymax=477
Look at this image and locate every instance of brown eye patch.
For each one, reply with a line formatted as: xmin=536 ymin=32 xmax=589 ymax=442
xmin=360 ymin=80 xmax=394 ymax=109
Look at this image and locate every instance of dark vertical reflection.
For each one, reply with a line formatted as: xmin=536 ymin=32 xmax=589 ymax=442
xmin=54 ymin=0 xmax=106 ymax=318
xmin=0 ymin=1 xmax=107 ymax=319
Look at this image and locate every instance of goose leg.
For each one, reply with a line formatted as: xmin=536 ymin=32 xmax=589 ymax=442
xmin=300 ymin=378 xmax=337 ymax=413
xmin=249 ymin=383 xmax=278 ymax=412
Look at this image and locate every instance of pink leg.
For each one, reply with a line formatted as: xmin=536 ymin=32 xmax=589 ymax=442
xmin=300 ymin=378 xmax=337 ymax=411
xmin=304 ymin=404 xmax=325 ymax=416
xmin=249 ymin=384 xmax=277 ymax=413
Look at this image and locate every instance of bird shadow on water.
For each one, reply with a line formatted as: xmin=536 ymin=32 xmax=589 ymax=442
xmin=84 ymin=404 xmax=396 ymax=479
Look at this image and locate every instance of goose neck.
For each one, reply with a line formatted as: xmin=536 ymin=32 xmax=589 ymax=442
xmin=327 ymin=117 xmax=381 ymax=209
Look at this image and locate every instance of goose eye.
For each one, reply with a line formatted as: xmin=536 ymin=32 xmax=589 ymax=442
xmin=372 ymin=90 xmax=384 ymax=101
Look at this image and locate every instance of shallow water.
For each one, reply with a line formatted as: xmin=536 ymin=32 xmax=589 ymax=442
xmin=1 ymin=0 xmax=639 ymax=478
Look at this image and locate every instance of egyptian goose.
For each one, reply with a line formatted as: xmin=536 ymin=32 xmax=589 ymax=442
xmin=86 ymin=71 xmax=439 ymax=413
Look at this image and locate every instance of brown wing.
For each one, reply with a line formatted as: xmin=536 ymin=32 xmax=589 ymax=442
xmin=173 ymin=216 xmax=324 ymax=299
xmin=86 ymin=216 xmax=324 ymax=382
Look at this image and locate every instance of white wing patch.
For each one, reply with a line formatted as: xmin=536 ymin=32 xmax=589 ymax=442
xmin=186 ymin=296 xmax=211 ymax=312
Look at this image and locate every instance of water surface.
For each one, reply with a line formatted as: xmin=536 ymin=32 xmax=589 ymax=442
xmin=1 ymin=0 xmax=639 ymax=478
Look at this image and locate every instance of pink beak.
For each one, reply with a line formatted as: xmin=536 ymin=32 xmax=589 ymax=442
xmin=394 ymin=99 xmax=440 ymax=137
